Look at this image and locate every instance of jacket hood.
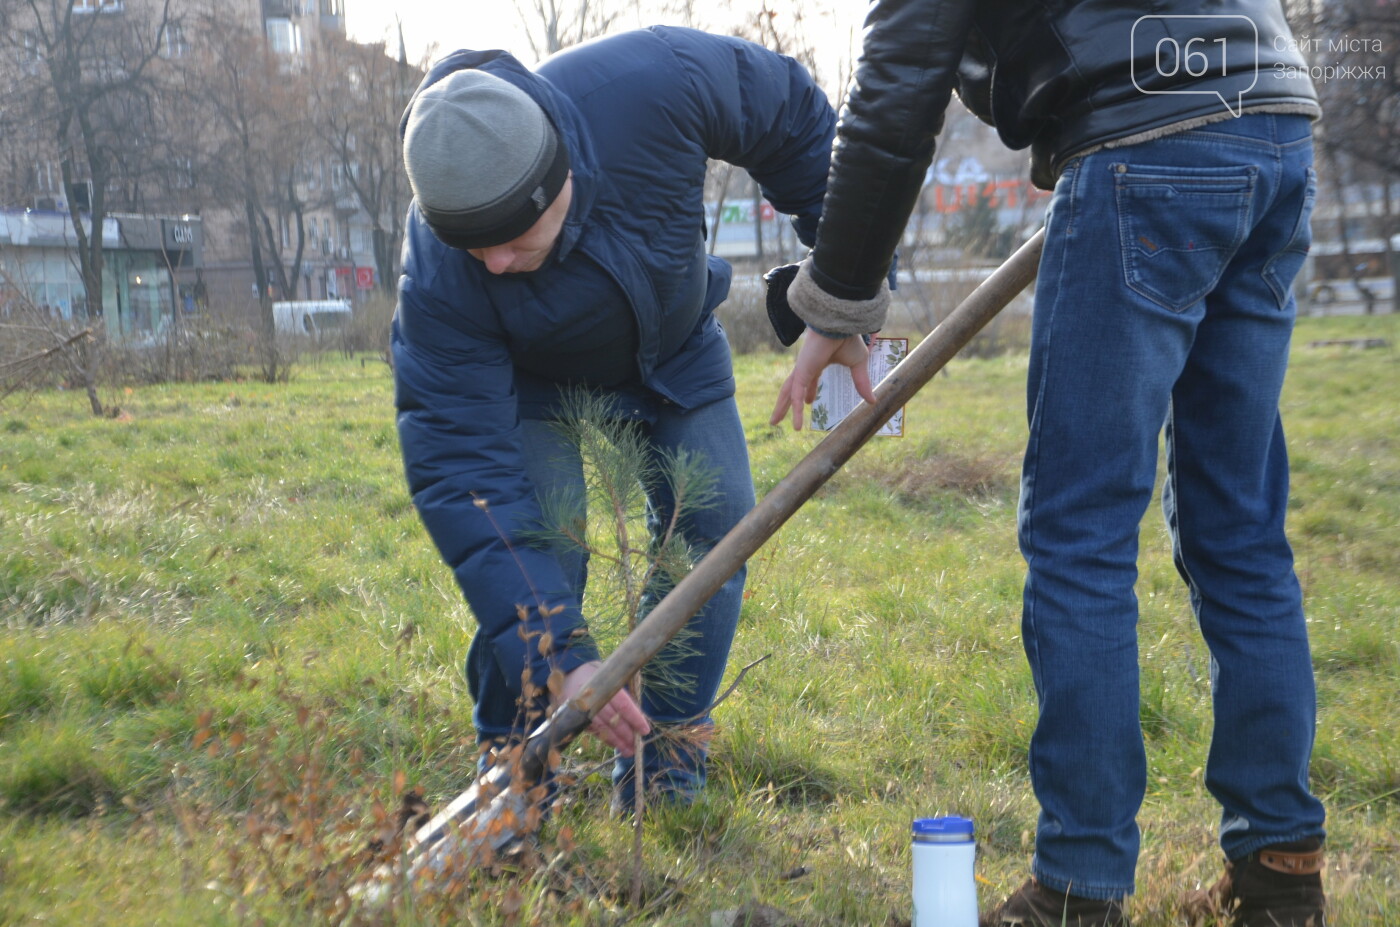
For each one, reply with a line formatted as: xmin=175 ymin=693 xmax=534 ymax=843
xmin=400 ymin=50 xmax=598 ymax=264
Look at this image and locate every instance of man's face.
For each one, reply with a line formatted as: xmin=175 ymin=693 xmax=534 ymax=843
xmin=467 ymin=174 xmax=573 ymax=275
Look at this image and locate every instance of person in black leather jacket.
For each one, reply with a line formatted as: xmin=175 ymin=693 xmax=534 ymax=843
xmin=770 ymin=2 xmax=1329 ymax=925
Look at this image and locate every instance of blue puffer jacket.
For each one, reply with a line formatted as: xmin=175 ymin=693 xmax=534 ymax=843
xmin=392 ymin=27 xmax=836 ymax=699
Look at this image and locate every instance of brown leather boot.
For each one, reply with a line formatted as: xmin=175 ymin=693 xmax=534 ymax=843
xmin=980 ymin=878 xmax=1130 ymax=927
xmin=1183 ymin=838 xmax=1326 ymax=926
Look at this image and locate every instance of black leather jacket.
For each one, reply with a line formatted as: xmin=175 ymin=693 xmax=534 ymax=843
xmin=811 ymin=0 xmax=1320 ymax=300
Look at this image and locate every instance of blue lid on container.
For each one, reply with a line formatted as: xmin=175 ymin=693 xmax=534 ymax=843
xmin=912 ymin=816 xmax=975 ymax=838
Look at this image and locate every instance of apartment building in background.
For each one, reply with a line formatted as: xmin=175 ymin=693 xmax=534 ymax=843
xmin=0 ymin=0 xmax=393 ymax=338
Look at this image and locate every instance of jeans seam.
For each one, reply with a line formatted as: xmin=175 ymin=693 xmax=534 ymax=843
xmin=1262 ymin=167 xmax=1317 ymax=309
xmin=1023 ymin=163 xmax=1080 ymax=690
xmin=1032 ymin=864 xmax=1134 ymax=900
xmin=1165 ymin=402 xmax=1205 ymax=622
xmin=1061 ymin=158 xmax=1083 ymax=236
xmin=1254 ymin=143 xmax=1283 ymax=304
xmin=1188 ymin=131 xmax=1315 ymax=151
xmin=1156 ymin=128 xmax=1313 ymax=154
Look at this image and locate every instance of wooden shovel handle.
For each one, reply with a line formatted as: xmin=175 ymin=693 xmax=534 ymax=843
xmin=523 ymin=229 xmax=1046 ymax=777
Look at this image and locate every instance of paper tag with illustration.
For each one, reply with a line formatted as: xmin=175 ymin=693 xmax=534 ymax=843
xmin=810 ymin=337 xmax=908 ymax=436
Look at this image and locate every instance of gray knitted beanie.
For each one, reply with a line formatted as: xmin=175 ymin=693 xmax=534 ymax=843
xmin=403 ymin=69 xmax=570 ymax=250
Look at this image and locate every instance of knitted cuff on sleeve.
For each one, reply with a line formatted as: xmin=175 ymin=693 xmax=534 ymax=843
xmin=787 ymin=257 xmax=889 ymax=336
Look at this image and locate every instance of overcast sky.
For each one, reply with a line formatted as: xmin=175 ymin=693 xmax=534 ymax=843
xmin=344 ymin=0 xmax=866 ymax=89
xmin=345 ymin=0 xmax=527 ymax=65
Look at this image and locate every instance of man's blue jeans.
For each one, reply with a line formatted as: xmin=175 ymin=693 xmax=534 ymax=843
xmin=1019 ymin=114 xmax=1326 ymax=900
xmin=469 ymin=392 xmax=754 ymax=803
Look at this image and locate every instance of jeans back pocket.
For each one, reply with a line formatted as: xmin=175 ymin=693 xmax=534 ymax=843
xmin=1115 ymin=163 xmax=1256 ymax=313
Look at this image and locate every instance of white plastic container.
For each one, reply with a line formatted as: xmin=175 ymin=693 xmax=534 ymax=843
xmin=912 ymin=816 xmax=977 ymax=927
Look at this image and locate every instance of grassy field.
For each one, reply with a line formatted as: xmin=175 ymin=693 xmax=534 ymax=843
xmin=1 ymin=313 xmax=1396 ymax=925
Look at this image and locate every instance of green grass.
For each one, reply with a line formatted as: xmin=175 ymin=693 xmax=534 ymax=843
xmin=1 ymin=315 xmax=1397 ymax=925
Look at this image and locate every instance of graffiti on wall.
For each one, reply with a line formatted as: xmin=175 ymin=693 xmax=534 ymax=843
xmin=927 ymin=156 xmax=1050 ymax=215
xmin=714 ymin=201 xmax=778 ymax=226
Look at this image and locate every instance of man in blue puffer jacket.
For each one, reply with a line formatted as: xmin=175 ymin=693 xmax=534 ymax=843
xmin=393 ymin=26 xmax=835 ymax=807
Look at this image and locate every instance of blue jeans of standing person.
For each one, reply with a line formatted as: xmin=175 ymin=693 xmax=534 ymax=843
xmin=468 ymin=391 xmax=754 ymax=805
xmin=1018 ymin=113 xmax=1326 ymax=900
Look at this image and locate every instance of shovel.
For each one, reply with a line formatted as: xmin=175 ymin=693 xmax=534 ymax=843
xmin=384 ymin=228 xmax=1046 ymax=887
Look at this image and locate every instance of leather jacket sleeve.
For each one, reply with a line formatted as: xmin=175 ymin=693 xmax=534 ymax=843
xmin=810 ymin=0 xmax=976 ymax=302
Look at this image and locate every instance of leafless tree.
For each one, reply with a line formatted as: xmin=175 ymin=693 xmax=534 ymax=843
xmin=0 ymin=0 xmax=174 ymax=412
xmin=0 ymin=267 xmax=101 ymax=411
xmin=173 ymin=4 xmax=319 ymax=382
xmin=0 ymin=0 xmax=173 ymax=323
xmin=740 ymin=0 xmax=822 ymax=81
xmin=720 ymin=0 xmax=827 ymax=266
xmin=514 ymin=0 xmax=640 ymax=59
xmin=1238 ymin=6 xmax=1391 ymax=319
xmin=1296 ymin=0 xmax=1400 ymax=312
xmin=309 ymin=32 xmax=419 ymax=298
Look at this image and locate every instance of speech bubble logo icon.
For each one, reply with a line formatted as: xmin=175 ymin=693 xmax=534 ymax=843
xmin=1131 ymin=15 xmax=1259 ymax=117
